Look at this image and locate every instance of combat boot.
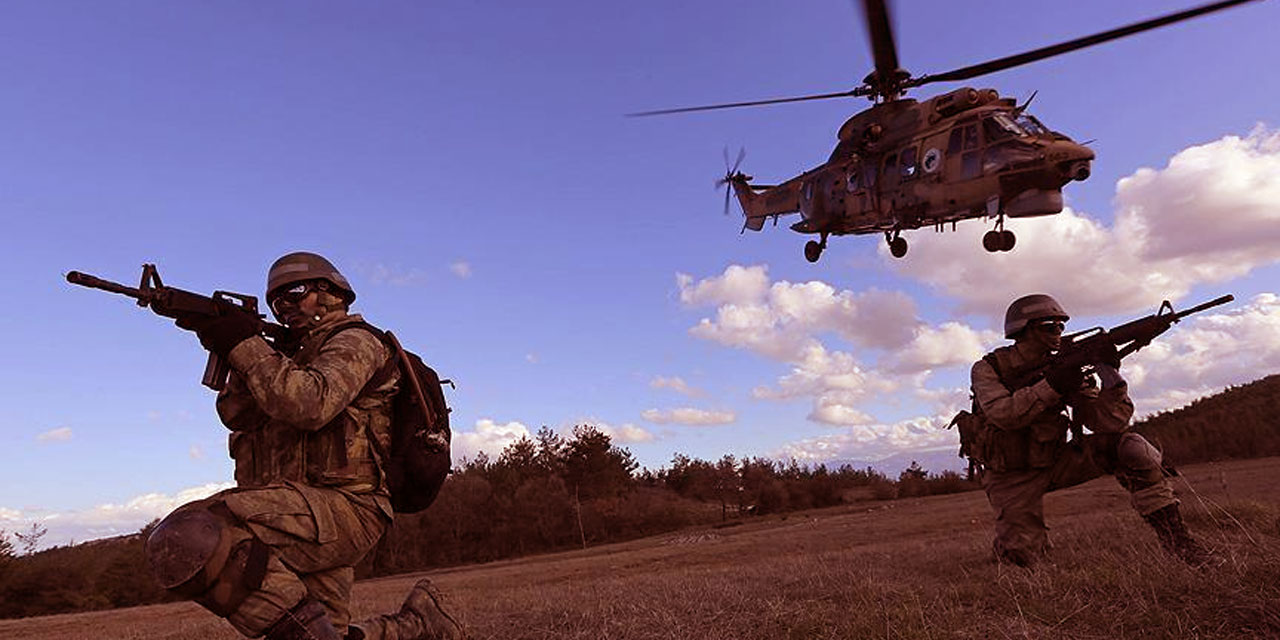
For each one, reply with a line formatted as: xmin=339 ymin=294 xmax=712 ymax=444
xmin=348 ymin=578 xmax=465 ymax=640
xmin=264 ymin=599 xmax=341 ymax=640
xmin=1143 ymin=504 xmax=1215 ymax=567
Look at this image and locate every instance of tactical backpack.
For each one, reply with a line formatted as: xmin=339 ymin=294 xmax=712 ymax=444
xmin=317 ymin=320 xmax=454 ymax=514
xmin=376 ymin=330 xmax=454 ymax=514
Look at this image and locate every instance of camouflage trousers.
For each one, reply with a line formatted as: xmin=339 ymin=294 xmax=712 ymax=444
xmin=162 ymin=482 xmax=389 ymax=637
xmin=982 ymin=431 xmax=1176 ymax=564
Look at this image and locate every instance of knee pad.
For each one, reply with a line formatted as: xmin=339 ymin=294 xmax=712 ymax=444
xmin=145 ymin=507 xmax=231 ymax=592
xmin=1116 ymin=432 xmax=1162 ymax=472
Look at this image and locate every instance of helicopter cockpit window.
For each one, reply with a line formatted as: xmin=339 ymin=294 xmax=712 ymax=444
xmin=983 ymin=114 xmax=1025 ymax=142
xmin=900 ymin=147 xmax=917 ymax=179
xmin=1015 ymin=114 xmax=1049 ymax=136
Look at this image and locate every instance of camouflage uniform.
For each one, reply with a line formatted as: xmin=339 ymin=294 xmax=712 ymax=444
xmin=153 ymin=313 xmax=398 ymax=636
xmin=146 ymin=252 xmax=467 ymax=639
xmin=972 ymin=340 xmax=1176 ymax=565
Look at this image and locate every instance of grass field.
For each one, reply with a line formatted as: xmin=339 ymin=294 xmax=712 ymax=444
xmin=2 ymin=457 xmax=1277 ymax=640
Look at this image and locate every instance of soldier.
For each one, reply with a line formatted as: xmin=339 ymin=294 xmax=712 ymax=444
xmin=971 ymin=293 xmax=1211 ymax=568
xmin=143 ymin=252 xmax=465 ymax=640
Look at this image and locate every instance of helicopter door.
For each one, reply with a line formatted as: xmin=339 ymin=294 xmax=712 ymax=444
xmin=945 ymin=122 xmax=982 ymax=181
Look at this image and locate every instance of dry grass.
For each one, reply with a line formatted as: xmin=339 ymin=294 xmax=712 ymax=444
xmin=3 ymin=457 xmax=1277 ymax=640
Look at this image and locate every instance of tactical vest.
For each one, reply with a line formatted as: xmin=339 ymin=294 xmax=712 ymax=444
xmin=229 ymin=317 xmax=398 ymax=492
xmin=979 ymin=346 xmax=1070 ymax=472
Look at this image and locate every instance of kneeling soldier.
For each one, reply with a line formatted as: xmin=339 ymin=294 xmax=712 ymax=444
xmin=144 ymin=252 xmax=465 ymax=640
xmin=971 ymin=294 xmax=1211 ymax=568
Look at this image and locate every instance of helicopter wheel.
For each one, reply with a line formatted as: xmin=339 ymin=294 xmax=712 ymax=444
xmin=999 ymin=230 xmax=1016 ymax=251
xmin=804 ymin=240 xmax=824 ymax=263
xmin=889 ymin=236 xmax=908 ymax=258
xmin=982 ymin=230 xmax=1002 ymax=253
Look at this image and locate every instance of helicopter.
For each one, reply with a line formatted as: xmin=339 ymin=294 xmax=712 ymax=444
xmin=634 ymin=0 xmax=1262 ymax=262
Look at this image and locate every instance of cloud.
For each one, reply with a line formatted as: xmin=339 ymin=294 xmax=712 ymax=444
xmin=189 ymin=445 xmax=205 ymax=461
xmin=449 ymin=261 xmax=472 ymax=279
xmin=679 ymin=266 xmax=982 ymax=426
xmin=525 ymin=353 xmax=538 ymax=364
xmin=649 ymin=376 xmax=704 ymax=397
xmin=773 ymin=413 xmax=960 ymax=464
xmin=36 ymin=427 xmax=72 ymax=443
xmin=452 ymin=419 xmax=532 ymax=463
xmin=891 ymin=127 xmax=1280 ymax=318
xmin=641 ymin=408 xmax=736 ymax=426
xmin=1 ymin=482 xmax=233 ymax=550
xmin=1124 ymin=293 xmax=1280 ymax=415
xmin=593 ymin=421 xmax=657 ymax=444
xmin=354 ymin=262 xmax=430 ymax=287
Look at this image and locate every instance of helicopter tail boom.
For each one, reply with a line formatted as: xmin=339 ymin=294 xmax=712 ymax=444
xmin=731 ymin=176 xmax=801 ymax=232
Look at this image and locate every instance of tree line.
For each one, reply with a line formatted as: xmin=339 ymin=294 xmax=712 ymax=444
xmin=2 ymin=373 xmax=1276 ymax=619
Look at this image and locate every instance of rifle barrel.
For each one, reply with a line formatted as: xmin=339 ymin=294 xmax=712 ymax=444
xmin=1176 ymin=294 xmax=1234 ymax=319
xmin=66 ymin=271 xmax=144 ymax=299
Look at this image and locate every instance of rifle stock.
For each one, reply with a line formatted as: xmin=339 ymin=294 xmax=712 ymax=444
xmin=67 ymin=264 xmax=284 ymax=391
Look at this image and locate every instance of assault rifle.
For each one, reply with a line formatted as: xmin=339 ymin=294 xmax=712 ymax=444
xmin=66 ymin=264 xmax=285 ymax=391
xmin=1006 ymin=293 xmax=1235 ymax=389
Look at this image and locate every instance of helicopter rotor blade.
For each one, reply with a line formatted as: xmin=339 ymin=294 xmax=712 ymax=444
xmin=907 ymin=0 xmax=1260 ymax=89
xmin=860 ymin=0 xmax=901 ymax=84
xmin=628 ymin=89 xmax=859 ymax=117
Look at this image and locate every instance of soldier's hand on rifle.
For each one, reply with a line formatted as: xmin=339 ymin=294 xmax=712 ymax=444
xmin=175 ymin=307 xmax=260 ymax=359
xmin=1096 ymin=341 xmax=1122 ymax=369
xmin=1045 ymin=363 xmax=1086 ymax=396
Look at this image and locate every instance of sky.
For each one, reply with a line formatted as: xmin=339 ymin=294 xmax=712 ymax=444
xmin=2 ymin=0 xmax=1278 ymax=549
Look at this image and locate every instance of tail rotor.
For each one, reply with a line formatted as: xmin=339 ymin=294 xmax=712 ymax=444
xmin=716 ymin=147 xmax=748 ymax=215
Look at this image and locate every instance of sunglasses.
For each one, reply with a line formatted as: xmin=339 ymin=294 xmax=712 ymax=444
xmin=1033 ymin=319 xmax=1065 ymax=332
xmin=270 ymin=281 xmax=322 ymax=314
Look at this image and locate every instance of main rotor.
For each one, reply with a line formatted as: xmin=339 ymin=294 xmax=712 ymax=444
xmin=632 ymin=0 xmax=1260 ymax=116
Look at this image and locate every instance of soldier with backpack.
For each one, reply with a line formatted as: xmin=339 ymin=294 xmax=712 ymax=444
xmin=143 ymin=252 xmax=464 ymax=640
xmin=966 ymin=293 xmax=1211 ymax=568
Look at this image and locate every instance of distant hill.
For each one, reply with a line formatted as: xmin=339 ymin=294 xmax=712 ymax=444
xmin=1134 ymin=373 xmax=1280 ymax=465
xmin=825 ymin=448 xmax=966 ymax=477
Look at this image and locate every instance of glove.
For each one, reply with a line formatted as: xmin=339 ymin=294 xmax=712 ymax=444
xmin=175 ymin=310 xmax=260 ymax=358
xmin=1095 ymin=342 xmax=1122 ymax=369
xmin=1045 ymin=363 xmax=1085 ymax=396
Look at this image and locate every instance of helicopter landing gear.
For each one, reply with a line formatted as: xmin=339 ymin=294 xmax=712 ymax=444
xmin=804 ymin=233 xmax=828 ymax=263
xmin=982 ymin=218 xmax=1016 ymax=253
xmin=886 ymin=230 xmax=908 ymax=258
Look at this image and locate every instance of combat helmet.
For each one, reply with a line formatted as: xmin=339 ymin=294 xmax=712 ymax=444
xmin=267 ymin=251 xmax=356 ymax=304
xmin=1004 ymin=294 xmax=1069 ymax=338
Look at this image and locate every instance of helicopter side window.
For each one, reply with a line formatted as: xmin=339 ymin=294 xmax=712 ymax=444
xmin=882 ymin=152 xmax=898 ymax=184
xmin=948 ymin=128 xmax=964 ymax=154
xmin=900 ymin=147 xmax=917 ymax=180
xmin=864 ymin=164 xmax=877 ymax=187
xmin=963 ymin=124 xmax=980 ymax=151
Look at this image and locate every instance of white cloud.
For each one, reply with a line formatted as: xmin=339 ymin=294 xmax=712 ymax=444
xmin=449 ymin=261 xmax=472 ymax=279
xmin=1 ymin=482 xmax=233 ymax=550
xmin=679 ymin=266 xmax=976 ymax=426
xmin=774 ymin=413 xmax=960 ymax=464
xmin=36 ymin=427 xmax=72 ymax=443
xmin=452 ymin=419 xmax=532 ymax=463
xmin=892 ymin=127 xmax=1280 ymax=318
xmin=593 ymin=421 xmax=657 ymax=444
xmin=1125 ymin=293 xmax=1280 ymax=415
xmin=649 ymin=376 xmax=704 ymax=397
xmin=355 ymin=262 xmax=430 ymax=287
xmin=641 ymin=408 xmax=736 ymax=426
xmin=189 ymin=445 xmax=205 ymax=461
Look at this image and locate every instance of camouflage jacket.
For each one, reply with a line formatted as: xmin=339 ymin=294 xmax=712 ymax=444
xmin=216 ymin=313 xmax=399 ymax=514
xmin=971 ymin=342 xmax=1134 ymax=471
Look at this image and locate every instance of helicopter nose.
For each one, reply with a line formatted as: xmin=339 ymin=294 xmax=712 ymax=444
xmin=1053 ymin=142 xmax=1094 ymax=182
